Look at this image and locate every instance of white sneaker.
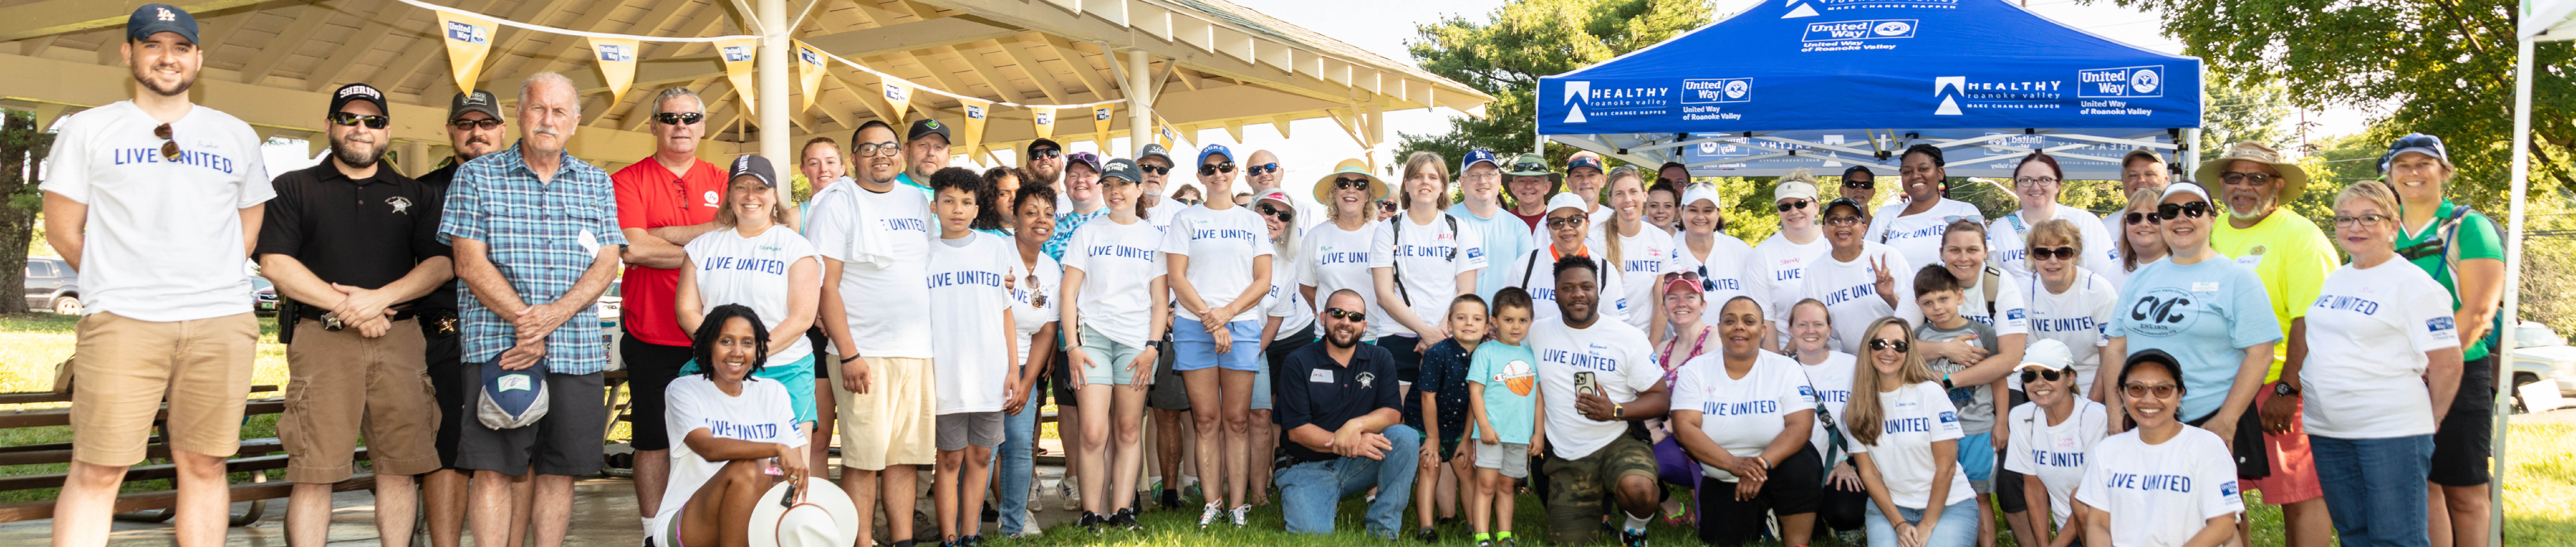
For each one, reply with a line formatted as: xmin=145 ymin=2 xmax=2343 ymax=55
xmin=1060 ymin=477 xmax=1082 ymax=511
xmin=1013 ymin=509 xmax=1044 ymax=538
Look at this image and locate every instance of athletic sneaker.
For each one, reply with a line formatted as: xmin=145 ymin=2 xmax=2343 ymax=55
xmin=1111 ymin=507 xmax=1142 ymax=531
xmin=1619 ymin=529 xmax=1649 ymax=547
xmin=1415 ymin=526 xmax=1440 ymax=543
xmin=1060 ymin=477 xmax=1081 ymax=511
xmin=1229 ymin=504 xmax=1250 ymax=527
xmin=1197 ymin=502 xmax=1224 ymax=529
xmin=1078 ymin=511 xmax=1104 ymax=535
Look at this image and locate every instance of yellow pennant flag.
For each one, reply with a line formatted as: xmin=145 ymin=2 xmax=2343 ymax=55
xmin=1091 ymin=105 xmax=1115 ymax=153
xmin=432 ymin=10 xmax=498 ymax=96
xmin=882 ymin=78 xmax=914 ymax=125
xmin=793 ymin=41 xmax=826 ymax=113
xmin=587 ymin=37 xmax=640 ymax=104
xmin=715 ymin=38 xmax=759 ymax=116
xmin=1156 ymin=116 xmax=1183 ymax=150
xmin=959 ymin=100 xmax=992 ymax=159
xmin=1031 ymin=107 xmax=1055 ymax=140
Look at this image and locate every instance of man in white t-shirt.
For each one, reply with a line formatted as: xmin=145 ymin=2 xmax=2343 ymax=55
xmin=44 ymin=7 xmax=274 ymax=545
xmin=1526 ymin=255 xmax=1668 ymax=547
xmin=806 ymin=119 xmax=938 ymax=547
xmin=1866 ymin=144 xmax=1988 ymax=271
xmin=2101 ymin=149 xmax=2170 ymax=239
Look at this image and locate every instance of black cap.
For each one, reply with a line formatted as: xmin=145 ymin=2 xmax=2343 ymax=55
xmin=127 ymin=4 xmax=199 ymax=45
xmin=450 ymin=90 xmax=505 ymax=123
xmin=1824 ymin=197 xmax=1867 ymax=216
xmin=907 ymin=118 xmax=950 ymax=144
xmin=330 ymin=83 xmax=388 ymax=116
xmin=1138 ymin=143 xmax=1173 ymax=164
xmin=1027 ymin=138 xmax=1062 ymax=158
xmin=728 ymin=154 xmax=776 ymax=188
xmin=1100 ymin=158 xmax=1142 ymax=183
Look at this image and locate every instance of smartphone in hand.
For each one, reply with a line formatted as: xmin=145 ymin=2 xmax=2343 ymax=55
xmin=1572 ymin=371 xmax=1599 ymax=398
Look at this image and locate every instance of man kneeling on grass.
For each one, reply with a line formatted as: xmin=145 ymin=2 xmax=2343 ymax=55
xmin=1276 ymin=289 xmax=1421 ymax=538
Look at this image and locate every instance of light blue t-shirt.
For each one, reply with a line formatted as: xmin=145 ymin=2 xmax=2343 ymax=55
xmin=2107 ymin=257 xmax=2282 ymax=421
xmin=1448 ymin=203 xmax=1536 ymax=301
xmin=1465 ymin=340 xmax=1541 ymax=444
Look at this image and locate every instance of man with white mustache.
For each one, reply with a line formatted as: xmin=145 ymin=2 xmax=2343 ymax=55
xmin=412 ymin=88 xmax=512 ymax=547
xmin=257 ymin=82 xmax=455 ymax=547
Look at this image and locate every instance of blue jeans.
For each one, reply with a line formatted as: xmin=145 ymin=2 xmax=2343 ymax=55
xmin=2312 ymin=434 xmax=2435 ymax=547
xmin=994 ymin=391 xmax=1040 ymax=535
xmin=1864 ymin=498 xmax=1980 ymax=547
xmin=1277 ymin=425 xmax=1421 ymax=538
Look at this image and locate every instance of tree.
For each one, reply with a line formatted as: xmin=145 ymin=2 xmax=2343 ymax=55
xmin=0 ymin=110 xmax=55 ymax=314
xmin=2198 ymin=69 xmax=2292 ymax=154
xmin=2086 ymin=0 xmax=2576 ymax=211
xmin=1401 ymin=0 xmax=1711 ymax=164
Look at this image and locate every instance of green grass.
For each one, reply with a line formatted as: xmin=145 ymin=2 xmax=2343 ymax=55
xmin=0 ymin=312 xmax=290 ymax=503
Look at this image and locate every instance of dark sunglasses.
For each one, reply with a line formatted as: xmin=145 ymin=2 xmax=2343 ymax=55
xmin=1776 ymin=199 xmax=1811 ymax=212
xmin=1545 ymin=215 xmax=1585 ymax=228
xmin=1334 ymin=177 xmax=1372 ymax=190
xmin=1140 ymin=164 xmax=1171 ymax=176
xmin=2122 ymin=382 xmax=2179 ymax=399
xmin=1246 ymin=163 xmax=1280 ymax=176
xmin=1322 ymin=307 xmax=1367 ymax=321
xmin=653 ymin=112 xmax=705 ymax=125
xmin=1867 ymin=338 xmax=1909 ymax=352
xmin=329 ymin=112 xmax=389 ymax=129
xmin=152 ymin=123 xmax=179 ymax=161
xmin=1030 ymin=148 xmax=1062 ymax=159
xmin=449 ymin=118 xmax=502 ymax=130
xmin=1842 ymin=179 xmax=1874 ymax=189
xmin=1258 ymin=203 xmax=1295 ymax=222
xmin=2019 ymin=368 xmax=2065 ymax=385
xmin=2156 ymin=201 xmax=2213 ymax=221
xmin=1199 ymin=162 xmax=1235 ymax=176
xmin=2219 ymin=172 xmax=2276 ymax=186
xmin=2124 ymin=212 xmax=2157 ymax=226
xmin=1378 ymin=201 xmax=1398 ymax=212
xmin=2029 ymin=246 xmax=2078 ymax=261
xmin=1023 ymin=274 xmax=1047 ymax=308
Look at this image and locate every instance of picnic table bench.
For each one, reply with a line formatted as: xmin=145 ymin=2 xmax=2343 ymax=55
xmin=0 ymin=385 xmax=375 ymax=525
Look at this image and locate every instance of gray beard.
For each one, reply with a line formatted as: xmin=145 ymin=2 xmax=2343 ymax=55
xmin=332 ymin=141 xmax=382 ymax=170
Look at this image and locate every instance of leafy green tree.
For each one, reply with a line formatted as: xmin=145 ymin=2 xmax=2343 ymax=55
xmin=0 ymin=110 xmax=55 ymax=314
xmin=1401 ymin=0 xmax=1710 ymax=165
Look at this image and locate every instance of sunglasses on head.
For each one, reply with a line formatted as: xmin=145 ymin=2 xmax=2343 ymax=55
xmin=2122 ymin=382 xmax=2179 ymax=399
xmin=2019 ymin=368 xmax=2065 ymax=385
xmin=1258 ymin=203 xmax=1295 ymax=222
xmin=2156 ymin=201 xmax=2213 ymax=221
xmin=1246 ymin=163 xmax=1280 ymax=176
xmin=1199 ymin=162 xmax=1235 ymax=176
xmin=1322 ymin=307 xmax=1367 ymax=321
xmin=1868 ymin=338 xmax=1909 ymax=352
xmin=1335 ymin=177 xmax=1372 ymax=190
xmin=152 ymin=123 xmax=180 ymax=161
xmin=1512 ymin=162 xmax=1548 ymax=173
xmin=653 ymin=112 xmax=704 ymax=125
xmin=450 ymin=117 xmax=502 ymax=130
xmin=1030 ymin=148 xmax=1062 ymax=159
xmin=2029 ymin=246 xmax=2078 ymax=261
xmin=1776 ymin=199 xmax=1811 ymax=212
xmin=330 ymin=112 xmax=389 ymax=129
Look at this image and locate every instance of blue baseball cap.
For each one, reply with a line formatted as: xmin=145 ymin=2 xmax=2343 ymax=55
xmin=1459 ymin=149 xmax=1499 ymax=172
xmin=2379 ymin=133 xmax=2450 ymax=174
xmin=127 ymin=4 xmax=199 ymax=45
xmin=1197 ymin=143 xmax=1233 ymax=166
xmin=477 ymin=353 xmax=551 ymax=430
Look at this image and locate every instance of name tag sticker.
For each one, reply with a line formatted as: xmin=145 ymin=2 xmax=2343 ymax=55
xmin=2192 ymin=282 xmax=2220 ymax=293
xmin=2234 ymin=255 xmax=2263 ymax=268
xmin=577 ymin=229 xmax=603 ymax=256
xmin=1309 ymin=369 xmax=1334 ymax=383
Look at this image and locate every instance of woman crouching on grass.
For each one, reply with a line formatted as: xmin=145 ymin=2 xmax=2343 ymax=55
xmin=653 ymin=304 xmax=814 ymax=547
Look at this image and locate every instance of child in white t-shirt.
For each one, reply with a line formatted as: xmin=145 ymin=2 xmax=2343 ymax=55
xmin=925 ymin=169 xmax=1019 ymax=546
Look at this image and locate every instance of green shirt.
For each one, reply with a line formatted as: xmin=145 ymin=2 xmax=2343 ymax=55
xmin=2394 ymin=199 xmax=2504 ymax=360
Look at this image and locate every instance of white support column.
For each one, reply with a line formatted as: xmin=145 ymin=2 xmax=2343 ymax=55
xmin=405 ymin=140 xmax=428 ymax=177
xmin=1127 ymin=49 xmax=1153 ymax=157
xmin=757 ymin=0 xmax=790 ymax=164
xmin=2178 ymin=127 xmax=2202 ymax=175
xmin=1365 ymin=103 xmax=1384 ymax=169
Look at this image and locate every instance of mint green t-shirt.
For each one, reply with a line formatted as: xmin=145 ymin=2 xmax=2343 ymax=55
xmin=1466 ymin=340 xmax=1541 ymax=445
xmin=2395 ymin=199 xmax=2504 ymax=360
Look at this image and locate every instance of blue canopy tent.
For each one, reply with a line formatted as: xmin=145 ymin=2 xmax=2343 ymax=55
xmin=1537 ymin=0 xmax=2203 ymax=179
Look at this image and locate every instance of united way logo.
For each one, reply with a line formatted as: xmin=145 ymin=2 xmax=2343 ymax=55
xmin=1800 ymin=20 xmax=1917 ymax=42
xmin=2078 ymin=66 xmax=2164 ymax=98
xmin=1681 ymin=78 xmax=1753 ymax=104
xmin=722 ymin=45 xmax=753 ymax=62
xmin=445 ymin=20 xmax=490 ymax=45
xmin=597 ymin=44 xmax=634 ymax=63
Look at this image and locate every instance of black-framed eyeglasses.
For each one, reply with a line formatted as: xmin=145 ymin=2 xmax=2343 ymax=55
xmin=1334 ymin=177 xmax=1372 ymax=191
xmin=2333 ymin=214 xmax=2392 ymax=229
xmin=1867 ymin=338 xmax=1909 ymax=352
xmin=1139 ymin=164 xmax=1171 ymax=176
xmin=1246 ymin=163 xmax=1280 ymax=176
xmin=2122 ymin=382 xmax=2179 ymax=399
xmin=1842 ymin=179 xmax=1874 ymax=189
xmin=450 ymin=117 xmax=502 ymax=130
xmin=1322 ymin=307 xmax=1367 ymax=321
xmin=2156 ymin=201 xmax=2213 ymax=221
xmin=152 ymin=123 xmax=180 ymax=161
xmin=2019 ymin=368 xmax=2065 ymax=385
xmin=1030 ymin=148 xmax=1062 ymax=159
xmin=2029 ymin=246 xmax=2078 ymax=261
xmin=2219 ymin=172 xmax=2275 ymax=186
xmin=1199 ymin=162 xmax=1235 ymax=176
xmin=1258 ymin=203 xmax=1295 ymax=222
xmin=2013 ymin=176 xmax=2061 ymax=186
xmin=329 ymin=112 xmax=389 ymax=129
xmin=854 ymin=141 xmax=900 ymax=157
xmin=1776 ymin=199 xmax=1811 ymax=212
xmin=2124 ymin=212 xmax=2157 ymax=225
xmin=653 ymin=112 xmax=705 ymax=125
xmin=1823 ymin=215 xmax=1864 ymax=226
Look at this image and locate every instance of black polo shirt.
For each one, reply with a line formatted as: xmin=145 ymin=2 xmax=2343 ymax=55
xmin=1277 ymin=341 xmax=1402 ymax=464
xmin=253 ymin=161 xmax=450 ymax=309
xmin=412 ymin=159 xmax=464 ymax=312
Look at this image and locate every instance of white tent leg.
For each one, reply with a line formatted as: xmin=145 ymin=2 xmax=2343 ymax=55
xmin=2178 ymin=128 xmax=2202 ymax=174
xmin=2492 ymin=33 xmax=2534 ymax=547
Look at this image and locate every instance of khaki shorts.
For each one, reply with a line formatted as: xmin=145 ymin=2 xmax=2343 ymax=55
xmin=69 ymin=311 xmax=260 ymax=467
xmin=280 ymin=318 xmax=442 ymax=483
xmin=831 ymin=356 xmax=936 ymax=470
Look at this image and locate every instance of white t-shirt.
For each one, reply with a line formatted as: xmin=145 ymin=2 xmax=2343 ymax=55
xmin=1671 ymin=351 xmax=1818 ymax=481
xmin=929 ymin=232 xmax=1021 ymax=414
xmin=1955 ymin=268 xmax=2031 ymax=337
xmin=1372 ymin=213 xmax=1489 ymax=338
xmin=1849 ymin=381 xmax=1977 ymax=510
xmin=1611 ymin=225 xmax=1684 ymax=332
xmin=43 ymin=101 xmax=273 ymax=322
xmin=2301 ymin=260 xmax=2462 ymax=438
xmin=1529 ymin=316 xmax=1660 ymax=460
xmin=685 ymin=225 xmax=822 ymax=362
xmin=1503 ymin=245 xmax=1630 ymax=328
xmin=1011 ymin=251 xmax=1061 ymax=369
xmin=805 ymin=183 xmax=936 ymax=358
xmin=1144 ymin=195 xmax=1187 ymax=232
xmin=1796 ymin=242 xmax=1924 ymax=354
xmin=1987 ymin=205 xmax=2123 ymax=290
xmin=2073 ymin=427 xmax=2246 ymax=547
xmin=1164 ymin=204 xmax=1274 ymax=323
xmin=1754 ymin=231 xmax=1832 ymax=345
xmin=1865 ymin=198 xmax=1985 ymax=273
xmin=2002 ymin=400 xmax=2110 ymax=526
xmin=653 ymin=375 xmax=805 ymax=532
xmin=1304 ymin=221 xmax=1380 ymax=339
xmin=1799 ymin=352 xmax=1860 ymax=458
xmin=1671 ymin=232 xmax=1762 ymax=328
xmin=1062 ymin=217 xmax=1167 ymax=348
xmin=1264 ymin=240 xmax=1317 ymax=341
xmin=2020 ymin=271 xmax=2118 ymax=391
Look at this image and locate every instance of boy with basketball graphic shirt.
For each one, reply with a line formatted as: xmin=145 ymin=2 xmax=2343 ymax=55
xmin=1465 ymin=287 xmax=1544 ymax=547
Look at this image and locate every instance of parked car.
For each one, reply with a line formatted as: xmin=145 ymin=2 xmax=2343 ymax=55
xmin=23 ymin=256 xmax=77 ymax=314
xmin=251 ymin=276 xmax=278 ymax=313
xmin=2510 ymin=321 xmax=2576 ymax=413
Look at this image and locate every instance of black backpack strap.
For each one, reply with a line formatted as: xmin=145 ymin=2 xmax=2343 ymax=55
xmin=1389 ymin=217 xmax=1412 ymax=309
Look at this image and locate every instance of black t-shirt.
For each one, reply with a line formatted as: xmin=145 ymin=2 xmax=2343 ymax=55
xmin=253 ymin=161 xmax=450 ymax=311
xmin=412 ymin=160 xmax=463 ymax=312
xmin=1277 ymin=341 xmax=1402 ymax=464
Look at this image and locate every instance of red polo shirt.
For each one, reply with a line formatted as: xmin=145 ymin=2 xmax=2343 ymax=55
xmin=613 ymin=158 xmax=726 ymax=347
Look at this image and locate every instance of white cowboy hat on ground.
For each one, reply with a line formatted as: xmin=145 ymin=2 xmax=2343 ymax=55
xmin=748 ymin=476 xmax=860 ymax=547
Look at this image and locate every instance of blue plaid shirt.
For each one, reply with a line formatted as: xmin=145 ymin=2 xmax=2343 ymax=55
xmin=437 ymin=142 xmax=627 ymax=373
xmin=1040 ymin=207 xmax=1107 ymax=262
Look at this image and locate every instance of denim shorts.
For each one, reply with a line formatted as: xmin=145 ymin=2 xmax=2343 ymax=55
xmin=1075 ymin=325 xmax=1146 ymax=386
xmin=1173 ymin=318 xmax=1264 ymax=371
xmin=1957 ymin=432 xmax=1996 ymax=494
xmin=1250 ymin=359 xmax=1272 ymax=411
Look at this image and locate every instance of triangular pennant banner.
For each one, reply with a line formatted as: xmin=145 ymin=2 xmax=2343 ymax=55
xmin=715 ymin=38 xmax=760 ymax=116
xmin=1031 ymin=107 xmax=1055 ymax=140
xmin=960 ymin=100 xmax=991 ymax=160
xmin=793 ymin=41 xmax=826 ymax=113
xmin=432 ymin=10 xmax=498 ymax=96
xmin=587 ymin=36 xmax=640 ymax=104
xmin=883 ymin=78 xmax=914 ymax=125
xmin=1091 ymin=105 xmax=1115 ymax=153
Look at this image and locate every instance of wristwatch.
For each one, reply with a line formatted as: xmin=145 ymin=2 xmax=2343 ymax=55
xmin=1612 ymin=403 xmax=1625 ymax=420
xmin=2274 ymin=383 xmax=2302 ymax=397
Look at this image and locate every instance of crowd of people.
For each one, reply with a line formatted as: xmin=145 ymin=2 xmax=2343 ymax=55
xmin=43 ymin=5 xmax=2514 ymax=547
